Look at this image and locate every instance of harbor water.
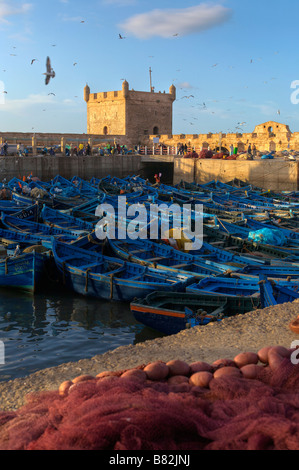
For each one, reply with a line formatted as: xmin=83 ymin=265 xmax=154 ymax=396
xmin=0 ymin=285 xmax=164 ymax=382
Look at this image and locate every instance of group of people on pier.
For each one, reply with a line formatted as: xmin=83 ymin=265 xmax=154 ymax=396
xmin=65 ymin=143 xmax=92 ymax=157
xmin=0 ymin=139 xmax=259 ymax=158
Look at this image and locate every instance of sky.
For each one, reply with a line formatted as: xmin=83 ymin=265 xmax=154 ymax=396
xmin=0 ymin=0 xmax=298 ymax=136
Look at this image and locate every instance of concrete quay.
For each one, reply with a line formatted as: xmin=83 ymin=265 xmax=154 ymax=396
xmin=0 ymin=154 xmax=298 ymax=191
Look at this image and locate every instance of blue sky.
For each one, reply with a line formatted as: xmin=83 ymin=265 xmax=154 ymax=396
xmin=0 ymin=0 xmax=298 ymax=136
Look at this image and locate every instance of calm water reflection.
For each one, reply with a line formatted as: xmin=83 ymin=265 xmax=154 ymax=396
xmin=0 ymin=286 xmax=164 ymax=381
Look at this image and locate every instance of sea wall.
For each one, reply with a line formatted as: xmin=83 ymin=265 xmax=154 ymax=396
xmin=173 ymin=158 xmax=299 ymax=191
xmin=0 ymin=155 xmax=298 ymax=192
xmin=0 ymin=155 xmax=143 ymax=182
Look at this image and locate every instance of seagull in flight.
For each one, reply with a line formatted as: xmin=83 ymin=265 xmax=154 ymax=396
xmin=31 ymin=59 xmax=38 ymax=65
xmin=119 ymin=34 xmax=126 ymax=39
xmin=48 ymin=93 xmax=55 ymax=96
xmin=43 ymin=56 xmax=56 ymax=85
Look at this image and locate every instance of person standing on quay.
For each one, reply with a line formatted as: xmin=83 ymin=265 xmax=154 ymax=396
xmin=252 ymin=144 xmax=257 ymax=157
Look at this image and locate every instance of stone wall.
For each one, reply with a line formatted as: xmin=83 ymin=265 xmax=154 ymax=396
xmin=2 ymin=120 xmax=299 ymax=153
xmin=0 ymin=155 xmax=143 ymax=182
xmin=146 ymin=121 xmax=298 ymax=153
xmin=0 ymin=154 xmax=298 ymax=192
xmin=173 ymin=158 xmax=299 ymax=191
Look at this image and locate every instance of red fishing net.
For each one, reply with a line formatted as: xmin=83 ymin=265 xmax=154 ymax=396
xmin=1 ymin=347 xmax=299 ymax=450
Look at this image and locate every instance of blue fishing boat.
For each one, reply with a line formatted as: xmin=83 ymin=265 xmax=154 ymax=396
xmin=0 ymin=213 xmax=84 ymax=239
xmin=186 ymin=276 xmax=299 ymax=297
xmin=130 ymin=291 xmax=261 ymax=335
xmin=214 ymin=218 xmax=299 ymax=250
xmin=240 ymin=263 xmax=299 ymax=279
xmin=259 ymin=276 xmax=299 ymax=308
xmin=66 ymin=195 xmax=106 ymax=215
xmin=244 ymin=217 xmax=299 ymax=241
xmin=0 ymin=200 xmax=32 ymax=215
xmin=51 ymin=239 xmax=195 ymax=302
xmin=70 ymin=176 xmax=99 ymax=198
xmin=108 ymin=238 xmax=242 ymax=278
xmin=12 ymin=203 xmax=39 ymax=221
xmin=0 ymin=226 xmax=47 ymax=247
xmin=40 ymin=205 xmax=95 ymax=232
xmin=11 ymin=189 xmax=79 ymax=210
xmin=0 ymin=250 xmax=45 ymax=293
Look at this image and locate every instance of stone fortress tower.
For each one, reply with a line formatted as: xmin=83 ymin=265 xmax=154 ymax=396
xmin=84 ymin=81 xmax=176 ymax=143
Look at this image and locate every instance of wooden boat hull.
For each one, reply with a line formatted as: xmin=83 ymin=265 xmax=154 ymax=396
xmin=0 ymin=251 xmax=45 ymax=293
xmin=40 ymin=205 xmax=94 ymax=232
xmin=259 ymin=277 xmax=299 ymax=308
xmin=186 ymin=276 xmax=299 ymax=297
xmin=130 ymin=291 xmax=261 ymax=335
xmin=52 ymin=240 xmax=195 ymax=302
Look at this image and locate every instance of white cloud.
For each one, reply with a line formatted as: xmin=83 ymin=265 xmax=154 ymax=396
xmin=0 ymin=94 xmax=55 ymax=114
xmin=0 ymin=1 xmax=32 ymax=24
xmin=120 ymin=3 xmax=233 ymax=39
xmin=178 ymin=82 xmax=195 ymax=90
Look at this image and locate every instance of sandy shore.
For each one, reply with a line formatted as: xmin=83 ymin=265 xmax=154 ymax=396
xmin=0 ymin=300 xmax=299 ymax=411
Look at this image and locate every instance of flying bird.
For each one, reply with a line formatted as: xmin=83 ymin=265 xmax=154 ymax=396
xmin=173 ymin=33 xmax=179 ymax=37
xmin=48 ymin=93 xmax=55 ymax=96
xmin=31 ymin=59 xmax=38 ymax=65
xmin=119 ymin=34 xmax=126 ymax=39
xmin=43 ymin=56 xmax=56 ymax=85
xmin=73 ymin=62 xmax=77 ymax=66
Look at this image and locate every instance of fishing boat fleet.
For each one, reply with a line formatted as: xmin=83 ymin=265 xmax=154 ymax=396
xmin=1 ymin=174 xmax=299 ymax=336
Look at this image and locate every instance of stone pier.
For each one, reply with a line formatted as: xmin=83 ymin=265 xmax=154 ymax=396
xmin=0 ymin=155 xmax=298 ymax=192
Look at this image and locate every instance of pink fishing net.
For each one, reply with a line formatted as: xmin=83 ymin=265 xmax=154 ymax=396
xmin=1 ymin=347 xmax=299 ymax=450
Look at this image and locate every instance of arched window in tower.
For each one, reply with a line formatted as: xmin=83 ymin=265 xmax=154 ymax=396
xmin=153 ymin=126 xmax=159 ymax=135
xmin=268 ymin=126 xmax=275 ymax=137
xmin=103 ymin=126 xmax=108 ymax=135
